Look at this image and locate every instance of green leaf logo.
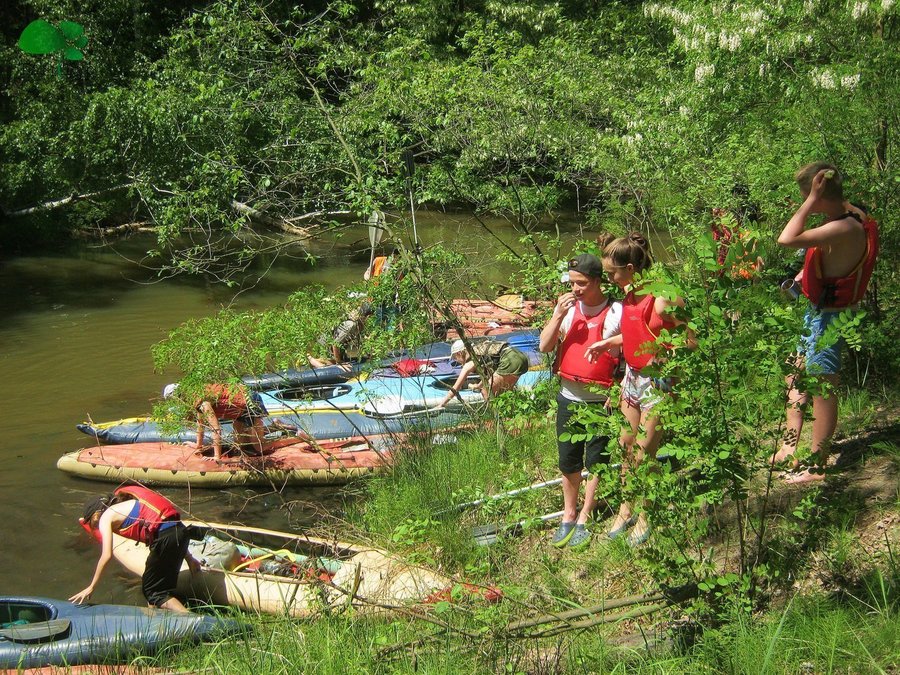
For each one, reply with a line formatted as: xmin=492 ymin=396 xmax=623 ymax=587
xmin=18 ymin=19 xmax=88 ymax=71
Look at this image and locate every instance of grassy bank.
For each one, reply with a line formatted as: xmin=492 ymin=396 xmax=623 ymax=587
xmin=163 ymin=591 xmax=898 ymax=673
xmin=149 ymin=383 xmax=900 ymax=673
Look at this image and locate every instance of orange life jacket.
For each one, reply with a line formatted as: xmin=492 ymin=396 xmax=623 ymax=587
xmin=801 ymin=215 xmax=879 ymax=309
xmin=554 ymin=302 xmax=619 ymax=388
xmin=198 ymin=384 xmax=250 ymax=420
xmin=114 ymin=485 xmax=181 ymax=545
xmin=621 ymin=292 xmax=676 ymax=371
xmin=371 ymin=256 xmax=390 ymax=278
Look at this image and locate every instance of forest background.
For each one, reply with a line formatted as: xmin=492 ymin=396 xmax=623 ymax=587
xmin=1 ymin=0 xmax=898 ymax=670
xmin=2 ymin=0 xmax=897 ymax=375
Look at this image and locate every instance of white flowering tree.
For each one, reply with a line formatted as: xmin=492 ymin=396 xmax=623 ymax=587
xmin=640 ymin=0 xmax=898 ymax=220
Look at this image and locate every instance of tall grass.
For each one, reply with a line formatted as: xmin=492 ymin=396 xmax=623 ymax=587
xmin=152 ymin=404 xmax=900 ymax=673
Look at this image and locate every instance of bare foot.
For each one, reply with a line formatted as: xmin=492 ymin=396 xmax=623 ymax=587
xmin=783 ymin=468 xmax=826 ymax=485
xmin=769 ymin=447 xmax=798 ymax=466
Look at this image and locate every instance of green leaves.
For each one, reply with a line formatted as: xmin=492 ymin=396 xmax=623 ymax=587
xmin=18 ymin=20 xmax=66 ymax=54
xmin=18 ymin=19 xmax=88 ymax=60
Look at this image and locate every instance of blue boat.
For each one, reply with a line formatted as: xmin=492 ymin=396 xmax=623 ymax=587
xmin=256 ymin=360 xmax=546 ymax=415
xmin=77 ymin=407 xmax=473 ymax=445
xmin=77 ymin=363 xmax=549 ymax=445
xmin=240 ymin=329 xmax=541 ymax=389
xmin=0 ymin=596 xmax=243 ymax=669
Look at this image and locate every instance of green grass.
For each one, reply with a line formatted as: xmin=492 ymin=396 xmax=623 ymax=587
xmin=157 ymin=588 xmax=898 ymax=674
xmin=149 ymin=402 xmax=899 ymax=673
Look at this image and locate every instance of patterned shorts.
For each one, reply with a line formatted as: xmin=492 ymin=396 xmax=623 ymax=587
xmin=621 ymin=364 xmax=671 ymax=412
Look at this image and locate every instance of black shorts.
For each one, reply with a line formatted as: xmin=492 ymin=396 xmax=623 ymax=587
xmin=556 ymin=392 xmax=611 ymax=474
xmin=142 ymin=522 xmax=189 ymax=607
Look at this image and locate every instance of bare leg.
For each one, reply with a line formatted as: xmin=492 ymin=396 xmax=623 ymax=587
xmin=157 ymin=596 xmax=191 ymax=613
xmin=772 ymin=370 xmax=809 ymax=467
xmin=628 ymin=412 xmax=663 ymax=541
xmin=785 ymin=374 xmax=838 ymax=484
xmin=610 ymin=399 xmax=640 ymax=532
xmin=560 ymin=471 xmax=583 ymax=522
xmin=232 ymin=419 xmax=267 ymax=456
xmin=237 ymin=418 xmax=269 ymax=456
xmin=576 ymin=474 xmax=600 ymax=526
xmin=480 ymin=372 xmax=520 ymax=401
xmin=307 ymin=354 xmax=330 ymax=369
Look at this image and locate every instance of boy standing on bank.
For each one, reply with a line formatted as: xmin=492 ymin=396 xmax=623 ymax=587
xmin=772 ymin=163 xmax=879 ymax=483
xmin=539 ymin=252 xmax=622 ymax=549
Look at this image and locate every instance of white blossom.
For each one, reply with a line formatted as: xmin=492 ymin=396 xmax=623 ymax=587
xmin=679 ymin=106 xmax=691 ymax=117
xmin=852 ymin=1 xmax=869 ymax=18
xmin=841 ymin=73 xmax=861 ymax=89
xmin=811 ymin=69 xmax=837 ymax=89
xmin=718 ymin=31 xmax=742 ymax=51
xmin=759 ymin=62 xmax=769 ymax=77
xmin=695 ymin=63 xmax=716 ymax=82
xmin=882 ymin=0 xmax=894 ymax=10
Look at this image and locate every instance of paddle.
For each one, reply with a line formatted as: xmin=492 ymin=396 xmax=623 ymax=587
xmin=367 ymin=209 xmax=385 ymax=273
xmin=472 ymin=510 xmax=564 ymax=547
xmin=402 ymin=148 xmax=419 ymax=250
xmin=451 ymin=473 xmax=588 ymax=512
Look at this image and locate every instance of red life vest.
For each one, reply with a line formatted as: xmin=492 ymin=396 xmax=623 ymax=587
xmin=621 ymin=293 xmax=676 ymax=371
xmin=555 ymin=302 xmax=619 ymax=388
xmin=801 ymin=215 xmax=879 ymax=309
xmin=113 ymin=486 xmax=180 ymax=545
xmin=200 ymin=384 xmax=250 ymax=420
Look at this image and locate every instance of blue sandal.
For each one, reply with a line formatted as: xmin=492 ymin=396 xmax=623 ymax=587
xmin=607 ymin=515 xmax=637 ymax=540
xmin=551 ymin=522 xmax=576 ymax=547
xmin=568 ymin=525 xmax=591 ymax=549
xmin=628 ymin=526 xmax=652 ymax=548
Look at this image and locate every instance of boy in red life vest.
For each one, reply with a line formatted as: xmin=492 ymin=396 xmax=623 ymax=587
xmin=772 ymin=163 xmax=878 ymax=484
xmin=539 ymin=252 xmax=623 ymax=549
xmin=164 ymin=383 xmax=269 ymax=462
xmin=593 ymin=233 xmax=696 ymax=547
xmin=71 ymin=486 xmax=200 ymax=612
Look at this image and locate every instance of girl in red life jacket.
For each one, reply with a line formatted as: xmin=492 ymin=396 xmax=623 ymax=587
xmin=772 ymin=163 xmax=878 ymax=484
xmin=72 ymin=487 xmax=200 ymax=612
xmin=590 ymin=233 xmax=696 ymax=547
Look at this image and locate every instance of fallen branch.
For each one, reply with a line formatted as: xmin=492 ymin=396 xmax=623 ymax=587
xmin=71 ymin=221 xmax=157 ymax=239
xmin=523 ymin=601 xmax=671 ymax=639
xmin=230 ymin=200 xmax=312 ymax=237
xmin=286 ymin=210 xmax=352 ymax=223
xmin=506 ymin=591 xmax=668 ymax=633
xmin=3 ymin=183 xmax=134 ymax=217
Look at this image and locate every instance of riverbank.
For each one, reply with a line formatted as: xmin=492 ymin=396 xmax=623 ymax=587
xmin=153 ymin=390 xmax=899 ymax=672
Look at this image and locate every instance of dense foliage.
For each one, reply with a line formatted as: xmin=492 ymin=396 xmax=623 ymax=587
xmin=2 ymin=1 xmax=896 ymax=259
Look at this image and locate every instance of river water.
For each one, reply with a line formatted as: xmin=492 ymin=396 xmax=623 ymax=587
xmin=0 ymin=210 xmax=607 ymax=604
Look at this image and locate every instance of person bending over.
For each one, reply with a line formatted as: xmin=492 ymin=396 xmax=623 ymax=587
xmin=434 ymin=338 xmax=529 ymax=409
xmin=71 ymin=485 xmax=200 ymax=613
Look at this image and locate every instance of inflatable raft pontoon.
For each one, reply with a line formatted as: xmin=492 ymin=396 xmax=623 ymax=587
xmin=0 ymin=596 xmax=242 ymax=669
